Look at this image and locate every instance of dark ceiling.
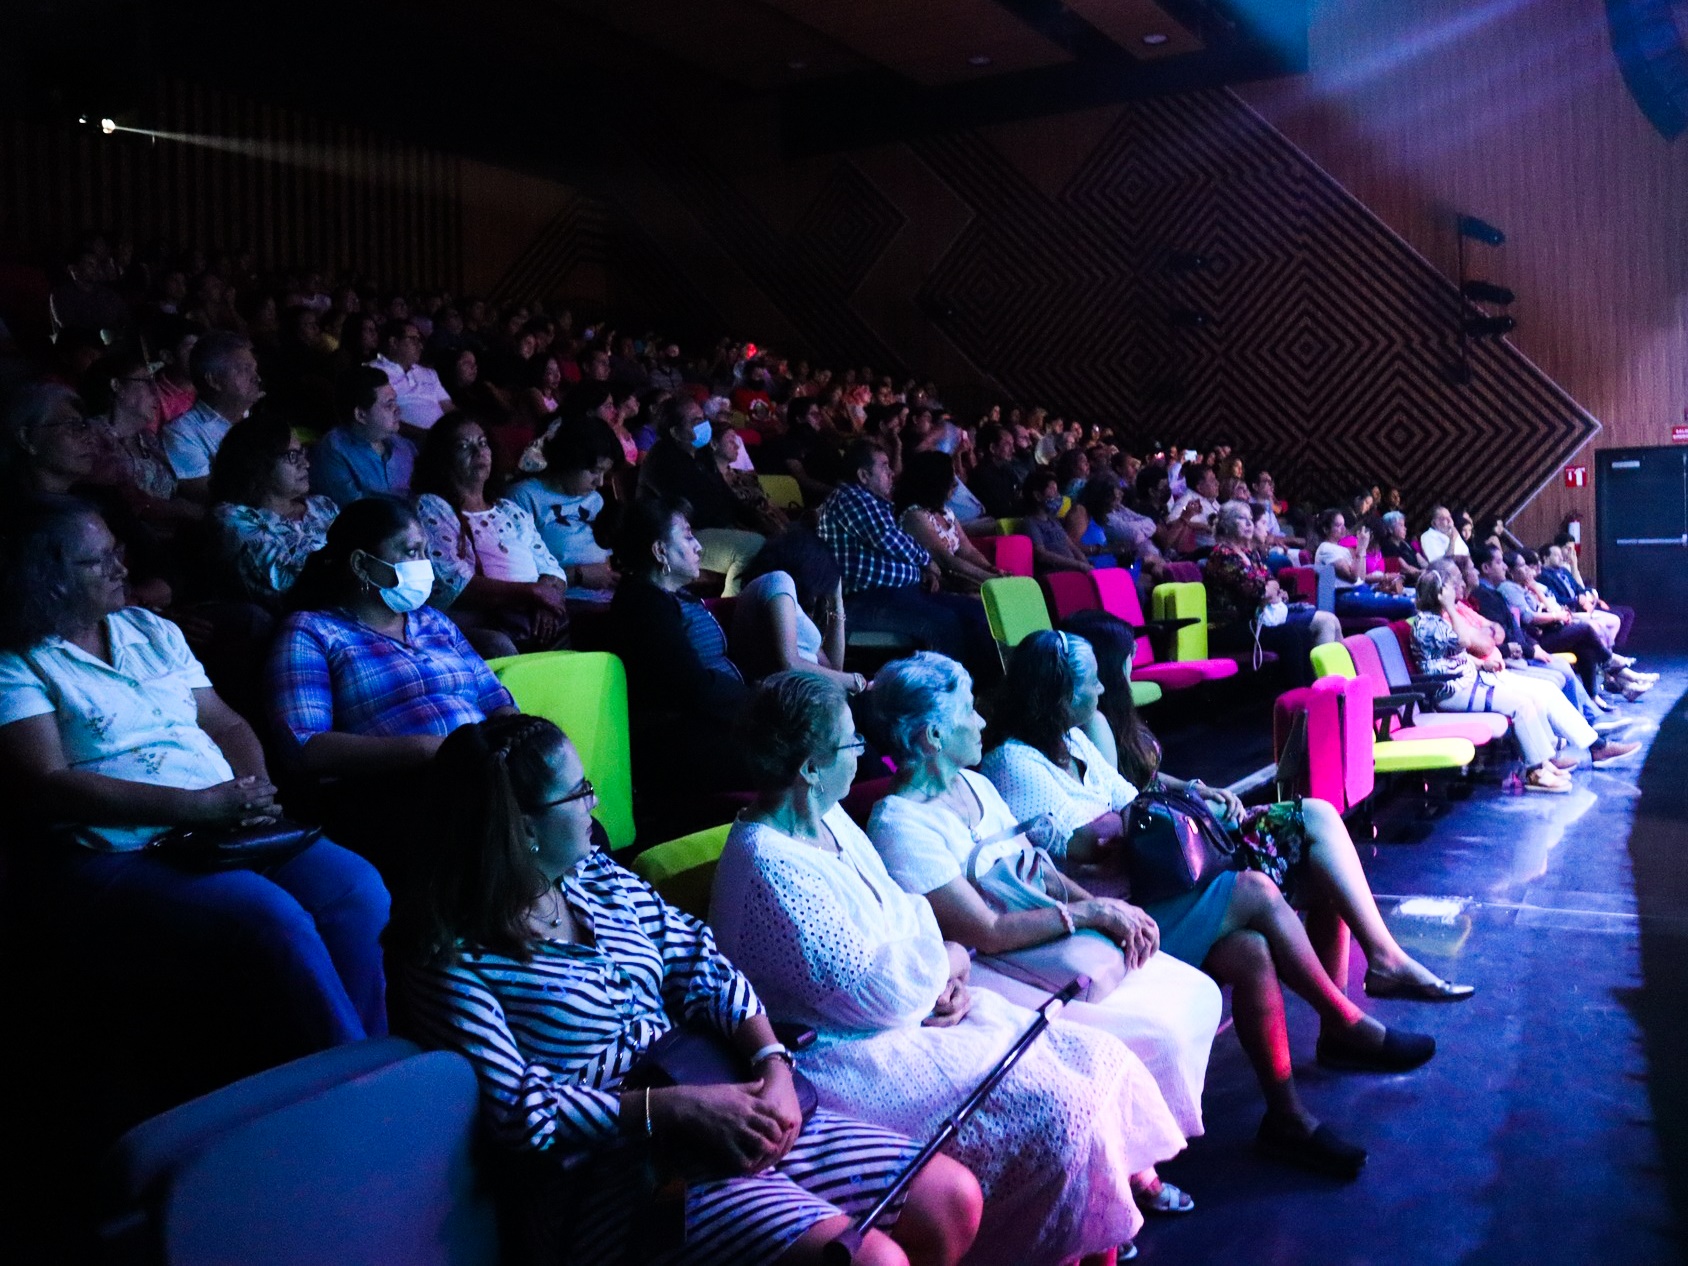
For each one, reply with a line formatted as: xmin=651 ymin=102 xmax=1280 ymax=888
xmin=4 ymin=0 xmax=1307 ymax=177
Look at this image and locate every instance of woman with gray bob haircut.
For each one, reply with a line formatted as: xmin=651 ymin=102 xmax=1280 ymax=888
xmin=866 ymin=651 xmax=1222 ymax=1216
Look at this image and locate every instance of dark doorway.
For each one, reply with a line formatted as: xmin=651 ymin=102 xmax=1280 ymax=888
xmin=1598 ymin=446 xmax=1688 ymax=640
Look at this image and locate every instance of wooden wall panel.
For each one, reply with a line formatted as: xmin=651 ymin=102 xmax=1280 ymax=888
xmin=1237 ymin=0 xmax=1688 ymax=562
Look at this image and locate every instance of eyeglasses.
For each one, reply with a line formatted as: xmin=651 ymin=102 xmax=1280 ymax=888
xmin=537 ymin=778 xmax=595 ymax=809
xmin=831 ymin=733 xmax=868 ymax=756
xmin=71 ymin=545 xmax=126 ymax=576
xmin=280 ymin=449 xmax=309 ymax=466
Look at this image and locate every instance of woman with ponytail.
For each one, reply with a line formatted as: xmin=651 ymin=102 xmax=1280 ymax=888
xmin=392 ymin=715 xmax=982 ymax=1266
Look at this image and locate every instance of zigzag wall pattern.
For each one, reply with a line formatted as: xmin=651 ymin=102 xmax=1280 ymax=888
xmin=628 ymin=88 xmax=1598 ymax=519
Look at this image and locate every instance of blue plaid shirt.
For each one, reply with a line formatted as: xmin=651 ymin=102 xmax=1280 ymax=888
xmin=817 ymin=482 xmax=930 ymax=594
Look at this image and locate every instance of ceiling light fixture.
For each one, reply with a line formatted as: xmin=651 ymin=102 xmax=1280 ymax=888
xmin=1141 ymin=33 xmax=1169 ymax=45
xmin=967 ymin=54 xmax=993 ymax=66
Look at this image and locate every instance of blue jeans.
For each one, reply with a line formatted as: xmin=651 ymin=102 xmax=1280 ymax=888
xmin=845 ymin=584 xmax=1000 ymax=683
xmin=1333 ymin=584 xmax=1416 ymax=621
xmin=56 ymin=838 xmax=389 ymax=1050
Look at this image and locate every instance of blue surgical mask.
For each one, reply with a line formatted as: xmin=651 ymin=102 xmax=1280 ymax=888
xmin=374 ymin=558 xmax=434 ymax=613
xmin=691 ymin=420 xmax=713 ymax=450
xmin=1044 ymin=496 xmax=1064 ymax=515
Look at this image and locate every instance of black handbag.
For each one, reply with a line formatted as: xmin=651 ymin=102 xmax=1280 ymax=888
xmin=144 ymin=819 xmax=322 ymax=872
xmin=1123 ymin=786 xmax=1238 ymax=907
xmin=625 ymin=1026 xmax=819 ymax=1121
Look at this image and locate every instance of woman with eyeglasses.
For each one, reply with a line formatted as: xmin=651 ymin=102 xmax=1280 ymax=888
xmin=412 ymin=410 xmax=569 ymax=659
xmin=394 ymin=713 xmax=982 ymax=1266
xmin=206 ymin=414 xmax=338 ymax=607
xmin=83 ymin=350 xmax=203 ymax=532
xmin=0 ymin=495 xmax=389 ymax=1068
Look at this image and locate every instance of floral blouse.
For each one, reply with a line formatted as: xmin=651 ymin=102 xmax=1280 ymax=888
xmin=1203 ymin=542 xmax=1271 ymax=629
xmin=209 ymin=495 xmax=339 ymax=602
xmin=1410 ymin=611 xmax=1476 ymax=698
xmin=414 ymin=493 xmax=566 ymax=607
xmin=90 ymin=417 xmax=179 ymax=504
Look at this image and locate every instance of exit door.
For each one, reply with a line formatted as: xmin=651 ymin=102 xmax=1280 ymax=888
xmin=1597 ymin=447 xmax=1688 ymax=634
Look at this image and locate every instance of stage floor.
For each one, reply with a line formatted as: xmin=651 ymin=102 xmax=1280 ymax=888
xmin=1141 ymin=656 xmax=1688 ymax=1265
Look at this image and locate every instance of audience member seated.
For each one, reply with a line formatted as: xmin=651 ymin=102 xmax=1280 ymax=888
xmin=1540 ymin=538 xmax=1635 ymax=650
xmin=758 ymin=393 xmax=837 ymax=506
xmin=816 ymin=440 xmax=997 ymax=684
xmin=1411 ymin=566 xmax=1633 ymax=785
xmin=308 ymin=366 xmax=416 ymax=507
xmin=636 ymin=397 xmax=767 ymax=594
xmin=713 ymin=424 xmax=790 ymax=536
xmin=607 ymin=496 xmax=751 ymax=816
xmin=1501 ymin=549 xmax=1649 ymax=700
xmin=967 ymin=423 xmax=1022 ymax=520
xmin=1164 ymin=464 xmax=1220 ymax=553
xmin=731 ymin=526 xmax=865 ymax=693
xmin=1020 ymin=467 xmax=1092 ymax=576
xmin=83 ymin=350 xmax=203 ymax=533
xmin=163 ymin=331 xmax=265 ymax=502
xmin=895 ymin=450 xmax=1004 ymax=593
xmin=1376 ymin=510 xmax=1426 ymax=579
xmin=980 ymin=628 xmax=1440 ymax=1179
xmin=507 ymin=416 xmax=622 ymax=601
xmin=1459 ymin=548 xmax=1604 ymax=723
xmin=0 ymin=495 xmax=388 ymax=1057
xmin=207 ymin=416 xmax=338 ymax=607
xmin=392 ymin=714 xmax=979 ymax=1266
xmin=711 ymin=672 xmax=1188 ymax=1263
xmin=413 ymin=412 xmax=569 ymax=658
xmin=1067 ymin=476 xmax=1130 ymax=569
xmin=50 ymin=244 xmax=130 ymax=338
xmin=266 ymin=498 xmax=519 ymax=873
xmin=1313 ymin=509 xmax=1415 ymax=621
xmin=149 ymin=316 xmax=200 ymax=423
xmin=865 ymin=652 xmax=1220 ymax=1214
xmin=1418 ymin=504 xmax=1468 ymax=563
xmin=1249 ymin=470 xmax=1300 ymax=553
xmin=1205 ymin=502 xmax=1337 ymax=682
xmin=371 ymin=320 xmax=454 ymax=439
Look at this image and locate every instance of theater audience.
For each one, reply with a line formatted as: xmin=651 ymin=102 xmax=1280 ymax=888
xmin=866 ymin=651 xmax=1220 ymax=1214
xmin=711 ymin=671 xmax=1188 ymax=1263
xmin=1419 ymin=505 xmax=1468 ymax=563
xmin=1501 ymin=549 xmax=1649 ymax=699
xmin=413 ymin=412 xmax=569 ymax=658
xmin=1205 ymin=503 xmax=1337 ymax=683
xmin=981 ymin=628 xmax=1441 ymax=1178
xmin=0 ymin=495 xmax=388 ymax=1054
xmin=817 ymin=440 xmax=997 ymax=682
xmin=968 ymin=423 xmax=1022 ymax=519
xmin=1377 ymin=510 xmax=1427 ymax=579
xmin=1020 ymin=467 xmax=1092 ymax=576
xmin=1165 ymin=464 xmax=1220 ymax=553
xmin=1463 ymin=547 xmax=1608 ymax=721
xmin=394 ymin=714 xmax=979 ymax=1266
xmin=371 ymin=320 xmax=454 ymax=439
xmin=1314 ymin=509 xmax=1415 ymax=621
xmin=163 ymin=330 xmax=264 ymax=501
xmin=637 ymin=396 xmax=766 ymax=593
xmin=895 ymin=449 xmax=1003 ymax=593
xmin=83 ymin=351 xmax=202 ymax=531
xmin=731 ymin=526 xmax=864 ymax=692
xmin=713 ymin=424 xmax=790 ymax=537
xmin=206 ymin=416 xmax=337 ymax=606
xmin=506 ymin=416 xmax=621 ymax=597
xmin=308 ymin=366 xmax=416 ymax=506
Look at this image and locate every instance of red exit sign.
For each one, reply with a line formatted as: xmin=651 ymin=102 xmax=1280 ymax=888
xmin=1675 ymin=422 xmax=1688 ymax=444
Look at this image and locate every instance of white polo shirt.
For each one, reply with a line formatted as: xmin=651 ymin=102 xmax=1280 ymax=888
xmin=371 ymin=354 xmax=454 ymax=432
xmin=162 ymin=399 xmax=236 ymax=480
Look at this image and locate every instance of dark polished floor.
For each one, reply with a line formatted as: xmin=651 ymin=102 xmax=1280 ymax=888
xmin=1141 ymin=656 xmax=1688 ymax=1265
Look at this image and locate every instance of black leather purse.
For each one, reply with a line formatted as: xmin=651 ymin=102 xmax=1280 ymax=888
xmin=144 ymin=819 xmax=322 ymax=872
xmin=625 ymin=1025 xmax=819 ymax=1121
xmin=1123 ymin=786 xmax=1238 ymax=906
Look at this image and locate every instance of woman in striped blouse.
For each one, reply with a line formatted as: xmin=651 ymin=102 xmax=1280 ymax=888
xmin=393 ymin=714 xmax=981 ymax=1266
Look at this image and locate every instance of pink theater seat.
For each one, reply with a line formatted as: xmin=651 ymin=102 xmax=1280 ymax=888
xmin=1314 ymin=676 xmax=1378 ymax=813
xmin=1274 ymin=684 xmax=1350 ymax=808
xmin=1045 ymin=572 xmax=1100 ymax=622
xmin=1091 ymin=570 xmax=1237 ymax=690
xmin=1279 ymin=566 xmax=1319 ymax=605
xmin=969 ymin=534 xmax=1034 ymax=578
xmin=841 ymin=775 xmax=895 ymax=828
xmin=1343 ymin=635 xmax=1495 ymax=748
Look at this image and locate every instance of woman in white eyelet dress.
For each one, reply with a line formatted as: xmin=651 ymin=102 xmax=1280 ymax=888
xmin=711 ymin=672 xmax=1187 ymax=1266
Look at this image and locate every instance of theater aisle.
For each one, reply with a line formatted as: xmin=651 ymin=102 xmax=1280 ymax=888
xmin=1141 ymin=659 xmax=1688 ymax=1266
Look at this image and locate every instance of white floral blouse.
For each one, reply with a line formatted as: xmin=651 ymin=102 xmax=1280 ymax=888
xmin=209 ymin=495 xmax=339 ymax=601
xmin=413 ymin=493 xmax=566 ymax=606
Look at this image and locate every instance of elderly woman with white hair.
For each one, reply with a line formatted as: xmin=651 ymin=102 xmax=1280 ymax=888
xmin=1377 ymin=510 xmax=1428 ymax=581
xmin=865 ymin=651 xmax=1221 ymax=1217
xmin=1204 ymin=501 xmax=1336 ymax=685
xmin=711 ymin=671 xmax=1188 ymax=1265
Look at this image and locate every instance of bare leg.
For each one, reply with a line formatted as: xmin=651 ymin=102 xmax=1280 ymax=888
xmin=1305 ymin=899 xmax=1350 ymax=987
xmin=1309 ymin=610 xmax=1340 ymax=645
xmin=1205 ymin=928 xmax=1314 ymax=1131
xmin=883 ymin=1154 xmax=981 ymax=1266
xmin=778 ymin=1218 xmax=907 ymax=1266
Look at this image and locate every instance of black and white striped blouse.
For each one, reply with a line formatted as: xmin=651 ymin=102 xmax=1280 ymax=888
xmin=404 ymin=849 xmax=762 ymax=1159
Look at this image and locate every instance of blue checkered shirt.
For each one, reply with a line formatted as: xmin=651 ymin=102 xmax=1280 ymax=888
xmin=816 ymin=482 xmax=931 ymax=594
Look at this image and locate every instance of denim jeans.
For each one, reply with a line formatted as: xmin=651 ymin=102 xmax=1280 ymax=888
xmin=1333 ymin=584 xmax=1416 ymax=621
xmin=55 ymin=838 xmax=390 ymax=1051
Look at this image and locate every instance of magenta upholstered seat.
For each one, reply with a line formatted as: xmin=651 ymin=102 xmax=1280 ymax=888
xmin=1274 ymin=684 xmax=1349 ymax=808
xmin=1279 ymin=566 xmax=1319 ymax=605
xmin=1045 ymin=571 xmax=1100 ymax=622
xmin=1315 ymin=676 xmax=1378 ymax=813
xmin=970 ymin=534 xmax=1034 ymax=578
xmin=1345 ymin=635 xmax=1495 ymax=747
xmin=1090 ymin=569 xmax=1238 ymax=689
xmin=841 ymin=775 xmax=895 ymax=828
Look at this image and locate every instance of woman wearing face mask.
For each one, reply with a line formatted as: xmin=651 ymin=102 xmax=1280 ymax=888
xmin=267 ymin=498 xmax=519 ymax=873
xmin=1020 ymin=468 xmax=1092 ymax=577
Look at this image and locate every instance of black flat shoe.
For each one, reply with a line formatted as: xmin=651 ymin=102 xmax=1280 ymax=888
xmin=1256 ymin=1113 xmax=1368 ymax=1180
xmin=1316 ymin=1024 xmax=1436 ymax=1073
xmin=1363 ymin=969 xmax=1476 ymax=1003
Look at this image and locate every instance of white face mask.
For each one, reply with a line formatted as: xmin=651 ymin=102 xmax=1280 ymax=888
xmin=368 ymin=557 xmax=434 ymax=613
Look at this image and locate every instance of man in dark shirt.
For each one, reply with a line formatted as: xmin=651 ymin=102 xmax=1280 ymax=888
xmin=969 ymin=423 xmax=1022 ymax=520
xmin=755 ymin=395 xmax=836 ymax=505
xmin=635 ymin=396 xmax=766 ymax=591
xmin=1466 ymin=547 xmax=1608 ymax=723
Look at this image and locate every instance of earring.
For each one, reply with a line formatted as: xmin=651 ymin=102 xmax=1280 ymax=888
xmin=530 ymin=841 xmax=540 ymax=854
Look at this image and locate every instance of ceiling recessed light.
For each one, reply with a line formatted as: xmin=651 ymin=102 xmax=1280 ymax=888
xmin=1141 ymin=32 xmax=1169 ymax=45
xmin=787 ymin=59 xmax=808 ymax=70
xmin=967 ymin=54 xmax=993 ymax=66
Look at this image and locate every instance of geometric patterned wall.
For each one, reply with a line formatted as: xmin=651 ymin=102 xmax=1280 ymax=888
xmin=635 ymin=88 xmax=1600 ymax=519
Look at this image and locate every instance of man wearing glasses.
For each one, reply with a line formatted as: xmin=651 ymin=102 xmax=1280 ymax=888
xmin=371 ymin=320 xmax=454 ymax=440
